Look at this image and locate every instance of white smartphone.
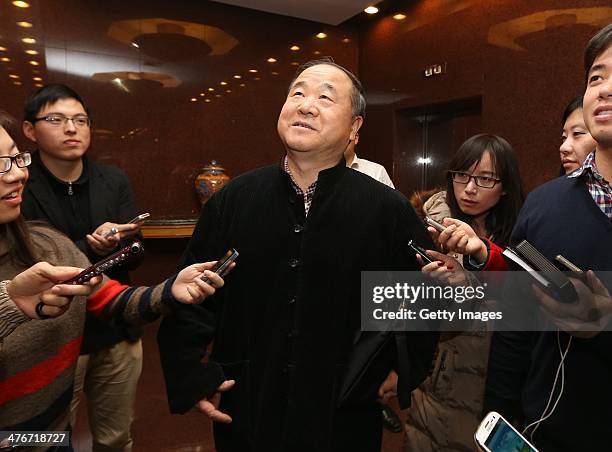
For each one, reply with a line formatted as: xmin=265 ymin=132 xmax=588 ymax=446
xmin=474 ymin=411 xmax=539 ymax=452
xmin=128 ymin=212 xmax=150 ymax=224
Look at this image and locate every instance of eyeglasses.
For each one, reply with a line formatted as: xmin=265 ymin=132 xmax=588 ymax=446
xmin=0 ymin=152 xmax=31 ymax=173
xmin=32 ymin=114 xmax=91 ymax=128
xmin=449 ymin=171 xmax=501 ymax=188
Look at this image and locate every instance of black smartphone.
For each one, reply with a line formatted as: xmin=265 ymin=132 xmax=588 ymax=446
xmin=408 ymin=240 xmax=433 ymax=264
xmin=425 ymin=216 xmax=446 ymax=233
xmin=64 ymin=241 xmax=144 ymax=284
xmin=201 ymin=248 xmax=239 ymax=283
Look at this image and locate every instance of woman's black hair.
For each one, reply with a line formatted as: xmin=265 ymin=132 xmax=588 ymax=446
xmin=445 ymin=134 xmax=524 ymax=247
xmin=0 ymin=110 xmax=47 ymax=267
xmin=561 ymin=96 xmax=583 ymax=126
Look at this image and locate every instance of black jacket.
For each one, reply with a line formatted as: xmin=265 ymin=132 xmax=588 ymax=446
xmin=21 ymin=151 xmax=142 ymax=353
xmin=158 ymin=162 xmax=438 ymax=452
xmin=484 ymin=175 xmax=612 ymax=451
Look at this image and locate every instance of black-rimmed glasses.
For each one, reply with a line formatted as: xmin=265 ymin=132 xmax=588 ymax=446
xmin=32 ymin=114 xmax=91 ymax=128
xmin=449 ymin=170 xmax=501 ymax=188
xmin=0 ymin=152 xmax=31 ymax=173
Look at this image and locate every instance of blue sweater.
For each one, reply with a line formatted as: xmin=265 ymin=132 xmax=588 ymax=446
xmin=484 ymin=175 xmax=612 ymax=451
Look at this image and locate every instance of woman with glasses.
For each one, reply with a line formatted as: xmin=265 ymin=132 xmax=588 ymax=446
xmin=403 ymin=134 xmax=523 ymax=452
xmin=0 ymin=111 xmax=226 ymax=442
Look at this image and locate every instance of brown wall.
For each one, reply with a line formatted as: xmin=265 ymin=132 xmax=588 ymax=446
xmin=357 ymin=0 xmax=612 ymax=194
xmin=0 ymin=0 xmax=358 ymax=217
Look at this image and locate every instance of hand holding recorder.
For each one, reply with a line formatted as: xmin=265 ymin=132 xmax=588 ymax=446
xmin=173 ymin=249 xmax=239 ymax=304
xmin=534 ymin=270 xmax=612 ymax=338
xmin=426 ymin=216 xmax=488 ymax=264
xmin=7 ymin=262 xmax=101 ymax=320
xmin=87 ymin=213 xmax=150 ymax=256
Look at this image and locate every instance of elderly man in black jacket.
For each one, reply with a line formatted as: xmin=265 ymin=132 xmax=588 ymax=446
xmin=158 ymin=58 xmax=438 ymax=452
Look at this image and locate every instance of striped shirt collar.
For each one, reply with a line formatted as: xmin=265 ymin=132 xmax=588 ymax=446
xmin=568 ymin=150 xmax=612 ymax=218
xmin=282 ymin=155 xmax=317 ymax=216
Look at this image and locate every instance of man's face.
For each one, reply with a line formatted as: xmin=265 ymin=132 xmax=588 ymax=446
xmin=277 ymin=64 xmax=362 ymax=158
xmin=584 ymin=45 xmax=612 ymax=148
xmin=23 ymin=97 xmax=91 ymax=161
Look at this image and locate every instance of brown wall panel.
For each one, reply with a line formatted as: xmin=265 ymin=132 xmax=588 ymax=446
xmin=0 ymin=0 xmax=359 ymax=217
xmin=357 ymin=0 xmax=612 ymax=194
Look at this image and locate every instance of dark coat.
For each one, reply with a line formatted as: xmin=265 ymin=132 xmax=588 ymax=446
xmin=158 ymin=162 xmax=439 ymax=452
xmin=21 ymin=151 xmax=142 ymax=352
xmin=484 ymin=175 xmax=612 ymax=451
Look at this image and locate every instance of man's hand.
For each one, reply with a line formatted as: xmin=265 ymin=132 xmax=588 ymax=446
xmin=428 ymin=218 xmax=488 ymax=264
xmin=86 ymin=221 xmax=140 ymax=256
xmin=534 ymin=270 xmax=612 ymax=338
xmin=377 ymin=370 xmax=398 ymax=403
xmin=417 ymin=250 xmax=467 ymax=286
xmin=171 ymin=261 xmax=236 ymax=304
xmin=196 ymin=380 xmax=236 ymax=423
xmin=7 ymin=262 xmax=100 ymax=319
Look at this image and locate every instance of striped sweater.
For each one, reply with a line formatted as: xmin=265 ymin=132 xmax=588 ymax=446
xmin=0 ymin=225 xmax=176 ymax=443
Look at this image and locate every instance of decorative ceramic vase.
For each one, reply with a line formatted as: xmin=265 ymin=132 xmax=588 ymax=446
xmin=195 ymin=160 xmax=230 ymax=205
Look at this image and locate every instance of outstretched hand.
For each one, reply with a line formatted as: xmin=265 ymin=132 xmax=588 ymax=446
xmin=417 ymin=250 xmax=467 ymax=286
xmin=428 ymin=218 xmax=488 ymax=264
xmin=171 ymin=261 xmax=236 ymax=304
xmin=535 ymin=270 xmax=612 ymax=338
xmin=8 ymin=262 xmax=100 ymax=319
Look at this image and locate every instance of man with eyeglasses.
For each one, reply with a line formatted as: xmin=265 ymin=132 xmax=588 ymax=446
xmin=20 ymin=84 xmax=144 ymax=452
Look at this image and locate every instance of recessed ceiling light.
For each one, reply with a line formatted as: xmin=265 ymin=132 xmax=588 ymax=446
xmin=233 ymin=75 xmax=241 ymax=79
xmin=220 ymin=81 xmax=227 ymax=85
xmin=12 ymin=1 xmax=30 ymax=8
xmin=13 ymin=81 xmax=22 ymax=85
xmin=267 ymin=57 xmax=277 ymax=63
xmin=131 ymin=42 xmax=139 ymax=48
xmin=393 ymin=13 xmax=407 ymax=20
xmin=271 ymin=71 xmax=279 ymax=76
xmin=215 ymin=94 xmax=222 ymax=98
xmin=290 ymin=45 xmax=300 ymax=51
xmin=9 ymin=74 xmax=19 ymax=79
xmin=28 ymin=60 xmax=39 ymax=66
xmin=316 ymin=32 xmax=327 ymax=39
xmin=190 ymin=98 xmax=197 ymax=102
xmin=208 ymin=87 xmax=214 ymax=91
xmin=226 ymin=89 xmax=232 ymax=93
xmin=313 ymin=50 xmax=321 ymax=55
xmin=0 ymin=47 xmax=6 ymax=52
xmin=364 ymin=6 xmax=379 ymax=14
xmin=17 ymin=21 xmax=33 ymax=28
xmin=205 ymin=99 xmax=211 ymax=103
xmin=342 ymin=38 xmax=351 ymax=43
xmin=239 ymin=83 xmax=246 ymax=87
xmin=35 ymin=83 xmax=43 ymax=87
xmin=1 ymin=57 xmax=11 ymax=62
xmin=290 ymin=62 xmax=299 ymax=66
xmin=199 ymin=92 xmax=205 ymax=96
xmin=33 ymin=76 xmax=42 ymax=81
xmin=25 ymin=49 xmax=38 ymax=55
xmin=22 ymin=37 xmax=36 ymax=44
xmin=249 ymin=69 xmax=258 ymax=73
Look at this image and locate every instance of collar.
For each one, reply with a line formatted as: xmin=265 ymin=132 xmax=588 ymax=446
xmin=349 ymin=155 xmax=361 ymax=169
xmin=280 ymin=154 xmax=347 ymax=190
xmin=33 ymin=151 xmax=89 ymax=186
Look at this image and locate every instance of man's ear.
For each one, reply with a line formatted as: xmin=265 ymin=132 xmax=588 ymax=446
xmin=22 ymin=121 xmax=37 ymax=143
xmin=349 ymin=116 xmax=363 ymax=142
